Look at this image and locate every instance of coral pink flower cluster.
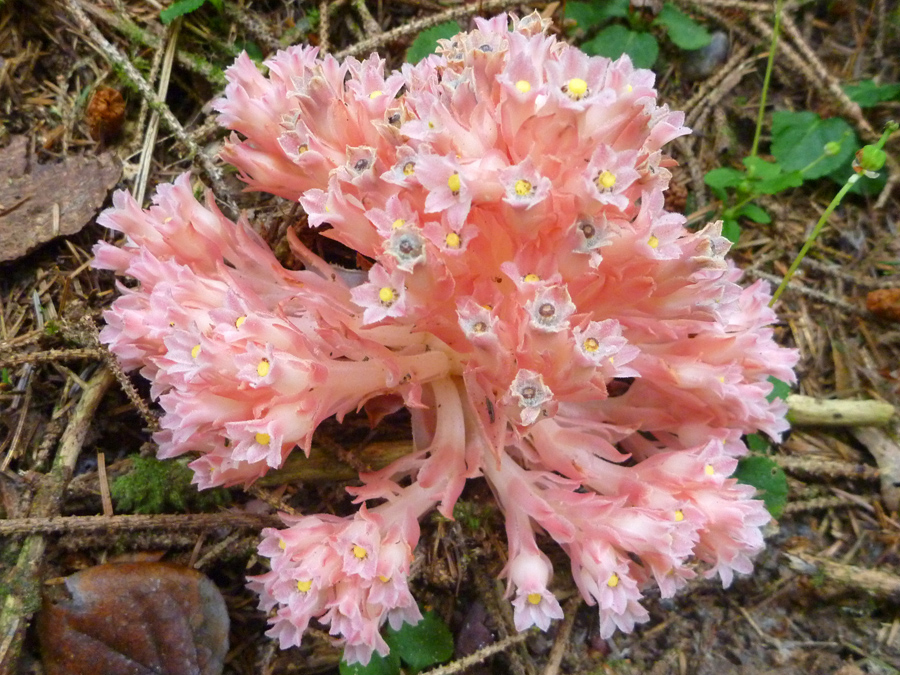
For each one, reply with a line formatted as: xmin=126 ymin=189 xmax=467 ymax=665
xmin=93 ymin=12 xmax=797 ymax=665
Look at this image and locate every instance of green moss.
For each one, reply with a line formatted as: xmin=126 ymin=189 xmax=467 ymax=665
xmin=111 ymin=455 xmax=230 ymax=514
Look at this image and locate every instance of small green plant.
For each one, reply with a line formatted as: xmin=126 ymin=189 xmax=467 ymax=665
xmin=406 ymin=21 xmax=462 ymax=64
xmin=160 ymin=0 xmax=223 ymax=25
xmin=567 ymin=0 xmax=711 ymax=69
xmin=844 ymin=79 xmax=900 ymax=108
xmin=111 ymin=455 xmax=230 ymax=514
xmin=339 ymin=610 xmax=454 ymax=675
xmin=736 ymin=377 xmax=792 ymax=518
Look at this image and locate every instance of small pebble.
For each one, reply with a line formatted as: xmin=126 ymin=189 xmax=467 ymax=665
xmin=683 ymin=32 xmax=730 ymax=81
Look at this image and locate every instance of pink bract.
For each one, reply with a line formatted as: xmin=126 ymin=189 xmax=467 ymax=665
xmin=93 ymin=12 xmax=798 ymax=665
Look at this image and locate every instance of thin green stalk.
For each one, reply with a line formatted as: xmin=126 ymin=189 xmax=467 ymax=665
xmin=750 ymin=0 xmax=785 ymax=159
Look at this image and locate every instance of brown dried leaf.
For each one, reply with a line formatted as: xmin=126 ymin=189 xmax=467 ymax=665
xmin=86 ymin=87 xmax=126 ymax=142
xmin=0 ymin=135 xmax=121 ymax=262
xmin=867 ymin=288 xmax=900 ymax=323
xmin=38 ymin=562 xmax=229 ymax=675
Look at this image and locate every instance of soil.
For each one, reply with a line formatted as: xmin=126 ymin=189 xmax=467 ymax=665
xmin=1 ymin=1 xmax=900 ymax=674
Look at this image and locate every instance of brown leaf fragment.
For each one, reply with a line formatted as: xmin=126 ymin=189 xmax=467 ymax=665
xmin=867 ymin=288 xmax=900 ymax=322
xmin=38 ymin=562 xmax=229 ymax=675
xmin=0 ymin=135 xmax=122 ymax=262
xmin=86 ymin=87 xmax=126 ymax=142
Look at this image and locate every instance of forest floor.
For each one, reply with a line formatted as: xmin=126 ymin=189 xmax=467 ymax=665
xmin=2 ymin=0 xmax=900 ymax=674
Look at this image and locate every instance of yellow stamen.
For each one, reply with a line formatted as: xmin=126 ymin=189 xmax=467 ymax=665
xmin=369 ymin=90 xmax=383 ymax=99
xmin=379 ymin=575 xmax=391 ymax=583
xmin=235 ymin=316 xmax=246 ymax=328
xmin=648 ymin=235 xmax=659 ymax=249
xmin=378 ymin=287 xmax=396 ymax=304
xmin=298 ymin=143 xmax=308 ymax=154
xmin=526 ymin=592 xmax=543 ymax=605
xmin=626 ymin=84 xmax=633 ymax=93
xmin=352 ymin=545 xmax=367 ymax=559
xmin=278 ymin=539 xmax=286 ymax=550
xmin=583 ymin=337 xmax=600 ymax=352
xmin=297 ymin=579 xmax=312 ymax=593
xmin=674 ymin=510 xmax=684 ymax=522
xmin=514 ymin=179 xmax=533 ymax=196
xmin=704 ymin=464 xmax=715 ymax=476
xmin=718 ymin=376 xmax=726 ymax=383
xmin=566 ymin=78 xmax=588 ymax=98
xmin=515 ymin=80 xmax=531 ymax=93
xmin=607 ymin=574 xmax=619 ymax=588
xmin=523 ymin=273 xmax=540 ymax=283
xmin=391 ymin=218 xmax=406 ymax=229
xmin=163 ymin=217 xmax=173 ymax=223
xmin=445 ymin=232 xmax=461 ymax=248
xmin=596 ymin=170 xmax=617 ymax=190
xmin=447 ymin=173 xmax=461 ymax=194
xmin=257 ymin=359 xmax=270 ymax=377
xmin=191 ymin=344 xmax=201 ymax=359
xmin=403 ymin=161 xmax=415 ymax=176
xmin=255 ymin=432 xmax=271 ymax=446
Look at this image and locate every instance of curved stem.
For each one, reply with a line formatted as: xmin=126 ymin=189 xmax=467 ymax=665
xmin=750 ymin=0 xmax=784 ymax=159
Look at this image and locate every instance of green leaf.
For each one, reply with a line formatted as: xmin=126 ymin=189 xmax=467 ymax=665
xmin=339 ymin=650 xmax=401 ymax=675
xmin=704 ymin=167 xmax=745 ymax=191
xmin=733 ymin=455 xmax=788 ymax=518
xmin=754 ymin=170 xmax=804 ymax=195
xmin=582 ymin=25 xmax=659 ymax=69
xmin=771 ymin=111 xmax=858 ymax=180
xmin=565 ymin=0 xmax=629 ymax=32
xmin=742 ymin=156 xmax=781 ymax=180
xmin=721 ymin=218 xmax=741 ymax=243
xmin=736 ymin=203 xmax=771 ymax=223
xmin=843 ymin=79 xmax=900 ymax=108
xmin=766 ymin=376 xmax=791 ymax=403
xmin=746 ymin=433 xmax=770 ymax=452
xmin=160 ymin=0 xmax=207 ymax=24
xmin=654 ymin=3 xmax=712 ymax=50
xmin=405 ymin=21 xmax=461 ymax=64
xmin=385 ymin=611 xmax=454 ymax=673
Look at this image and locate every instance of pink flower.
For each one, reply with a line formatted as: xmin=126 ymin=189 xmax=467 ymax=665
xmin=95 ymin=12 xmax=798 ymax=664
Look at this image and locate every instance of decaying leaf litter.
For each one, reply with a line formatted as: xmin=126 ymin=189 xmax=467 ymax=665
xmin=1 ymin=1 xmax=900 ymax=674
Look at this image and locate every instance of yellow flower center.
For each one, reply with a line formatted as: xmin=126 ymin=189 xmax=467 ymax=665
xmin=369 ymin=90 xmax=383 ymax=99
xmin=278 ymin=539 xmax=286 ymax=550
xmin=526 ymin=592 xmax=543 ymax=605
xmin=379 ymin=575 xmax=391 ymax=583
xmin=607 ymin=574 xmax=619 ymax=588
xmin=566 ymin=77 xmax=588 ymax=98
xmin=514 ymin=179 xmax=533 ymax=196
xmin=403 ymin=161 xmax=415 ymax=176
xmin=190 ymin=344 xmax=201 ymax=359
xmin=297 ymin=579 xmax=312 ymax=593
xmin=648 ymin=235 xmax=659 ymax=249
xmin=626 ymin=84 xmax=633 ymax=93
xmin=704 ymin=464 xmax=715 ymax=476
xmin=447 ymin=173 xmax=461 ymax=194
xmin=297 ymin=143 xmax=308 ymax=154
xmin=378 ymin=287 xmax=396 ymax=304
xmin=352 ymin=545 xmax=367 ymax=559
xmin=674 ymin=510 xmax=684 ymax=522
xmin=257 ymin=359 xmax=270 ymax=377
xmin=445 ymin=232 xmax=461 ymax=248
xmin=392 ymin=218 xmax=405 ymax=229
xmin=523 ymin=273 xmax=540 ymax=283
xmin=235 ymin=316 xmax=246 ymax=328
xmin=596 ymin=170 xmax=617 ymax=190
xmin=583 ymin=337 xmax=600 ymax=352
xmin=515 ymin=80 xmax=531 ymax=93
xmin=255 ymin=432 xmax=271 ymax=446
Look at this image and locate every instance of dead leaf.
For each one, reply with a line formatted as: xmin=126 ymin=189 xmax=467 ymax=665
xmin=0 ymin=135 xmax=122 ymax=262
xmin=86 ymin=87 xmax=126 ymax=142
xmin=38 ymin=562 xmax=229 ymax=675
xmin=867 ymin=288 xmax=900 ymax=323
